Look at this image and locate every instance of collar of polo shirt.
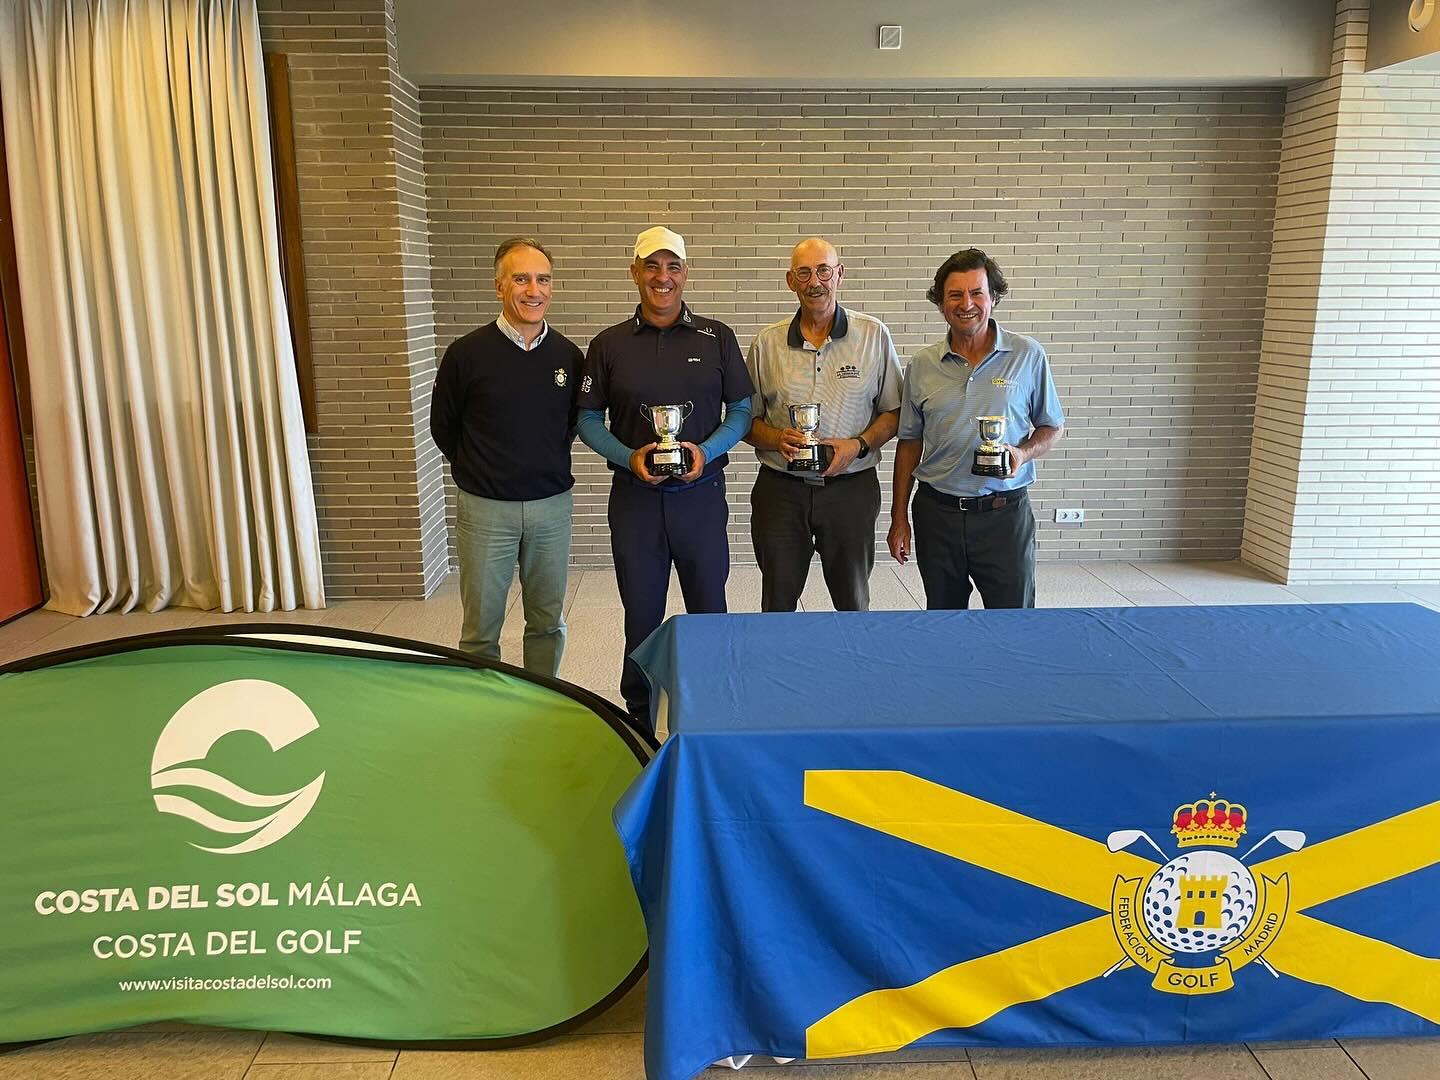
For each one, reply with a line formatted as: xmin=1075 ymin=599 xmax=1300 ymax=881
xmin=943 ymin=319 xmax=1012 ymax=361
xmin=786 ymin=304 xmax=849 ymax=349
xmin=633 ymin=302 xmax=696 ymax=332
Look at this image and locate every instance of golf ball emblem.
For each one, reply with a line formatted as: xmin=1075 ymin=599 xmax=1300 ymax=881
xmin=1141 ymin=850 xmax=1256 ymax=953
xmin=1107 ymin=794 xmax=1303 ymax=995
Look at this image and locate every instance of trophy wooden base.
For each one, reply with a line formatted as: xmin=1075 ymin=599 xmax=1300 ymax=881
xmin=648 ymin=444 xmax=691 ymax=477
xmin=972 ymin=448 xmax=1013 ymax=478
xmin=787 ymin=443 xmax=829 ymax=472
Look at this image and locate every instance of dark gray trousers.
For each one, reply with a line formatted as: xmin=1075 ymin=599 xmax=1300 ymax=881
xmin=750 ymin=466 xmax=881 ymax=612
xmin=912 ymin=483 xmax=1036 ymax=610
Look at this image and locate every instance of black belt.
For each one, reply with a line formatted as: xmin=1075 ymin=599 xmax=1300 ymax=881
xmin=917 ymin=482 xmax=1027 ymax=512
xmin=764 ymin=466 xmax=873 ymax=485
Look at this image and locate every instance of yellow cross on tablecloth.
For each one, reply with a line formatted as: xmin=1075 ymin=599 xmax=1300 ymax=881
xmin=802 ymin=771 xmax=1440 ymax=1059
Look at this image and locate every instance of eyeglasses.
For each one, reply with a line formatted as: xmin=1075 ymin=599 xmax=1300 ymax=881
xmin=791 ymin=265 xmax=838 ymax=283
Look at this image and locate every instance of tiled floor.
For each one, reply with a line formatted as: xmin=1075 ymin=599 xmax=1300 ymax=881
xmin=2 ymin=560 xmax=1439 ymax=1079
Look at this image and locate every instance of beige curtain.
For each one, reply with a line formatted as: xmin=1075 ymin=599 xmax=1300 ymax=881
xmin=0 ymin=0 xmax=323 ymax=616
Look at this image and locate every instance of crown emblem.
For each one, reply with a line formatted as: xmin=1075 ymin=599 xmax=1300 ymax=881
xmin=1171 ymin=793 xmax=1247 ymax=849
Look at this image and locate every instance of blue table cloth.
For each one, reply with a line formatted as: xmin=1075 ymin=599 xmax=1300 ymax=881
xmin=615 ymin=604 xmax=1440 ymax=1080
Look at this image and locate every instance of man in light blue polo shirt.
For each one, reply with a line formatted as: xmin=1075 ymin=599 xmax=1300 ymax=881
xmin=888 ymin=248 xmax=1064 ymax=609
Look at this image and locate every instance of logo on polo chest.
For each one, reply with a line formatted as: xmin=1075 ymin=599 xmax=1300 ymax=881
xmin=835 ymin=364 xmax=861 ymax=381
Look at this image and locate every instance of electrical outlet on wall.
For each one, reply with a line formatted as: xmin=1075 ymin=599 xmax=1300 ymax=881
xmin=1054 ymin=508 xmax=1085 ymax=524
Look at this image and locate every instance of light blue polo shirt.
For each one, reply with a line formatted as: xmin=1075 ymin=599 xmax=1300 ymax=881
xmin=898 ymin=322 xmax=1064 ymax=497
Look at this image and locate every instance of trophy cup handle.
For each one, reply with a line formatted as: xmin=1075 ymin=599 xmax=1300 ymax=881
xmin=680 ymin=401 xmax=694 ymax=423
xmin=639 ymin=404 xmax=654 ymax=426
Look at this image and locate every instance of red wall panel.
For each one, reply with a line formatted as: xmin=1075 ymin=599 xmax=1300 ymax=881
xmin=0 ymin=325 xmax=41 ymax=623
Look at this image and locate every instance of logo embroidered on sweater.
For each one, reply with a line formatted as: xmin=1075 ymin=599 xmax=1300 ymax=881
xmin=582 ymin=375 xmax=593 ymax=393
xmin=554 ymin=368 xmax=567 ymax=387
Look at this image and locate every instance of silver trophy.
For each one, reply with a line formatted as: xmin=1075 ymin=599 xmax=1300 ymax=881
xmin=642 ymin=402 xmax=693 ymax=477
xmin=787 ymin=402 xmax=825 ymax=473
xmin=972 ymin=415 xmax=1012 ymax=478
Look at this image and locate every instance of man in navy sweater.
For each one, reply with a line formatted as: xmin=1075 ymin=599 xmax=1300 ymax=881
xmin=430 ymin=238 xmax=582 ymax=676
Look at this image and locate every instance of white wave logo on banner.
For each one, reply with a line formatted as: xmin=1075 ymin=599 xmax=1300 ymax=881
xmin=150 ymin=680 xmax=326 ymax=855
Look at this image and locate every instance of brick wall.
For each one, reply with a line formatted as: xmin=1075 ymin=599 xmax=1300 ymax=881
xmin=392 ymin=68 xmax=449 ymax=596
xmin=257 ymin=0 xmax=446 ymax=597
xmin=421 ymin=88 xmax=1286 ymax=567
xmin=1242 ymin=0 xmax=1440 ymax=582
xmin=1241 ymin=74 xmax=1334 ymax=579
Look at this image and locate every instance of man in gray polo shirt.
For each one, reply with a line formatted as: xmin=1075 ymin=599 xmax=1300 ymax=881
xmin=889 ymin=248 xmax=1065 ymax=609
xmin=744 ymin=237 xmax=901 ymax=611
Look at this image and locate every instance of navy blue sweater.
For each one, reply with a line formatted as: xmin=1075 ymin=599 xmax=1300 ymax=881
xmin=429 ymin=322 xmax=582 ymax=501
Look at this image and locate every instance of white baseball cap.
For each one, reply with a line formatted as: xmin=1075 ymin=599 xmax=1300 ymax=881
xmin=634 ymin=226 xmax=687 ymax=262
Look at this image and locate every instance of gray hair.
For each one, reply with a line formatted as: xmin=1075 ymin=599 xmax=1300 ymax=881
xmin=493 ymin=237 xmax=553 ymax=275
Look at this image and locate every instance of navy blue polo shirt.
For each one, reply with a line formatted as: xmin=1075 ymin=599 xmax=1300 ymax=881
xmin=579 ymin=304 xmax=754 ymax=479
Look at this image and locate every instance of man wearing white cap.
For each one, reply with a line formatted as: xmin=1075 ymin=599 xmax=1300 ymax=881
xmin=577 ymin=226 xmax=754 ymax=724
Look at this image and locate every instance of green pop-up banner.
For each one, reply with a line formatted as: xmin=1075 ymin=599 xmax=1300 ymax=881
xmin=0 ymin=626 xmax=649 ymax=1045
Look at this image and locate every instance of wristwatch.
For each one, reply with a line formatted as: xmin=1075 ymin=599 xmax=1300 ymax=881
xmin=855 ymin=436 xmax=870 ymax=460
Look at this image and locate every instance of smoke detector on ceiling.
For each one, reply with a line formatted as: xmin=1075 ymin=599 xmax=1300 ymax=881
xmin=879 ymin=25 xmax=902 ymax=50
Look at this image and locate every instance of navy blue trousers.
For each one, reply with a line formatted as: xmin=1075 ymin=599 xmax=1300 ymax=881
xmin=609 ymin=472 xmax=730 ymax=717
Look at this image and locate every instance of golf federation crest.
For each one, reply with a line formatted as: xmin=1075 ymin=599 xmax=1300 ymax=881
xmin=1106 ymin=795 xmax=1302 ymax=995
xmin=803 ymin=769 xmax=1440 ymax=1059
xmin=554 ymin=367 xmax=567 ymax=387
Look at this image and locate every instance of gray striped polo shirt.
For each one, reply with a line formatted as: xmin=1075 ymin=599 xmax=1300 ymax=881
xmin=744 ymin=306 xmax=902 ymax=476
